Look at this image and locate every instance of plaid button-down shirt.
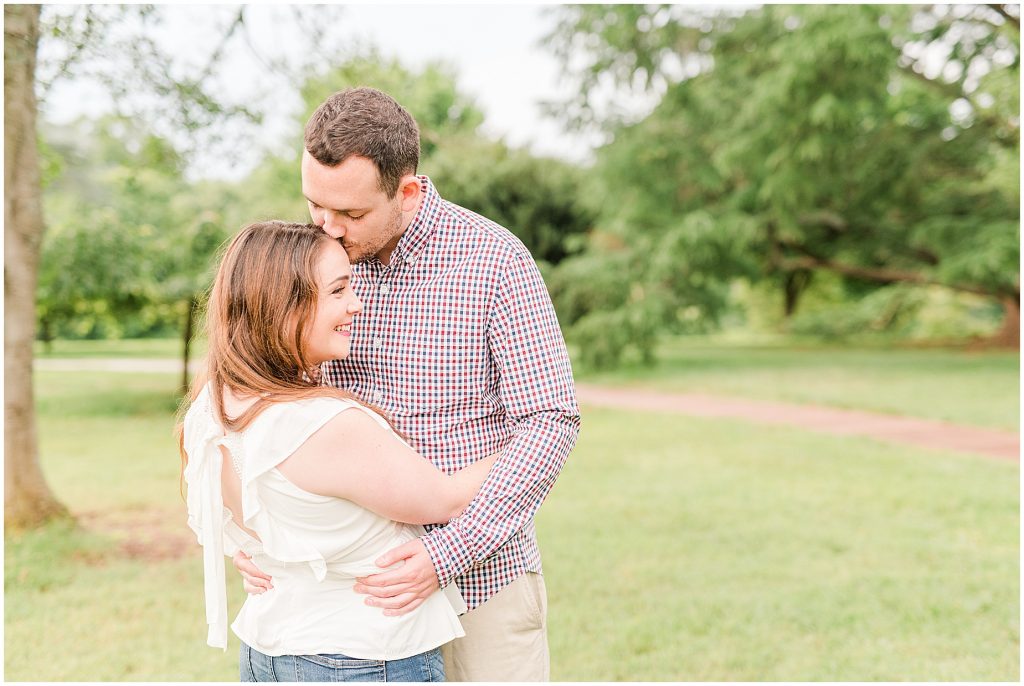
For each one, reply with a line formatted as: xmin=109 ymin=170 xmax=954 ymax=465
xmin=323 ymin=176 xmax=580 ymax=610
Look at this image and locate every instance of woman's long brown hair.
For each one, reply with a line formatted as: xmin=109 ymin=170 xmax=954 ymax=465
xmin=176 ymin=221 xmax=393 ymax=490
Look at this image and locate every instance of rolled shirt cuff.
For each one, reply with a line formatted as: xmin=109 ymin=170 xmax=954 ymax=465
xmin=420 ymin=523 xmax=477 ymax=589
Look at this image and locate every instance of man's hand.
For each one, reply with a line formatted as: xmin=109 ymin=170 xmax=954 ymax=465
xmin=232 ymin=550 xmax=274 ymax=594
xmin=353 ymin=539 xmax=440 ymax=616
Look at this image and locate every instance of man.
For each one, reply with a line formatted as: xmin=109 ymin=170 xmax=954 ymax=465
xmin=233 ymin=87 xmax=580 ymax=681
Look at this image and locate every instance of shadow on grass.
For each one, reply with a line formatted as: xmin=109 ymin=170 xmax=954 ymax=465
xmin=5 ymin=518 xmax=115 ymax=592
xmin=6 ymin=507 xmax=195 ymax=594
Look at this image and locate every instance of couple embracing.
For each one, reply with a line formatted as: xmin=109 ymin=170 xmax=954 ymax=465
xmin=178 ymin=87 xmax=580 ymax=682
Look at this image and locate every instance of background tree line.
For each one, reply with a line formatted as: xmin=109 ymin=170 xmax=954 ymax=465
xmin=34 ymin=5 xmax=1019 ymax=373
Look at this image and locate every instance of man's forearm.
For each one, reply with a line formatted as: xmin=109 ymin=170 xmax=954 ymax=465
xmin=420 ymin=408 xmax=580 ymax=587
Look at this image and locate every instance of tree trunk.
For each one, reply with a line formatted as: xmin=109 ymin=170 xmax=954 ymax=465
xmin=5 ymin=5 xmax=71 ymax=530
xmin=180 ymin=294 xmax=199 ymax=395
xmin=40 ymin=315 xmax=54 ymax=354
xmin=783 ymin=269 xmax=812 ymax=319
xmin=990 ymin=295 xmax=1020 ymax=348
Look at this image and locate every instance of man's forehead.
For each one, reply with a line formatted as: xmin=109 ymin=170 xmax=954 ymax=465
xmin=302 ymin=150 xmax=378 ymax=177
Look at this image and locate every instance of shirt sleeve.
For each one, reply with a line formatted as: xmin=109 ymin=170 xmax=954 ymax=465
xmin=419 ymin=249 xmax=581 ymax=588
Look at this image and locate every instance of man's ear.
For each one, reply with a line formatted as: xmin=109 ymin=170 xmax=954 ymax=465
xmin=398 ymin=174 xmax=421 ymax=212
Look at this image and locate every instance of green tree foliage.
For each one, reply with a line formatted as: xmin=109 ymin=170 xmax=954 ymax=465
xmin=426 ymin=137 xmax=593 ymax=264
xmin=39 ymin=117 xmax=233 ymax=388
xmin=40 ymin=118 xmax=185 ymax=340
xmin=546 ymin=4 xmax=1019 ymax=365
xmin=41 ymin=119 xmax=216 ymax=326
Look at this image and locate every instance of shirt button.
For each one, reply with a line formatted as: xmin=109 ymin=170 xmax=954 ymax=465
xmin=406 ymin=256 xmax=417 ymax=266
xmin=380 ymin=283 xmax=390 ymax=295
xmin=373 ymin=337 xmax=382 ymax=349
xmin=373 ymin=390 xmax=383 ymax=404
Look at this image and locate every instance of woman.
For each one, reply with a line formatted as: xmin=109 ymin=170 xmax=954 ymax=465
xmin=179 ymin=221 xmax=497 ymax=682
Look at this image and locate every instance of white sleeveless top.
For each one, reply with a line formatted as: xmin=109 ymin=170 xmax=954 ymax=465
xmin=183 ymin=384 xmax=466 ymax=658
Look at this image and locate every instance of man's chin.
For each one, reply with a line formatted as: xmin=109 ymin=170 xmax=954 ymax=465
xmin=343 ymin=244 xmax=371 ymax=263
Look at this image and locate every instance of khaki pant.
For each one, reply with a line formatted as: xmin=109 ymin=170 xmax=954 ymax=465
xmin=440 ymin=572 xmax=549 ymax=682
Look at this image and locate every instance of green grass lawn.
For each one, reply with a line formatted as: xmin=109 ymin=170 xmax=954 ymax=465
xmin=34 ymin=337 xmax=205 ymax=359
xmin=541 ymin=406 xmax=1019 ymax=680
xmin=5 ymin=360 xmax=1019 ymax=680
xmin=576 ymin=337 xmax=1020 ymax=430
xmin=7 ymin=371 xmax=245 ymax=680
xmin=6 ymin=520 xmax=249 ymax=681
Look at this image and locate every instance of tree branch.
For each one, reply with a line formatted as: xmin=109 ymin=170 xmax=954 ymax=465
xmin=777 ymin=253 xmax=1007 ymax=299
xmin=797 ymin=210 xmax=847 ymax=233
xmin=788 ymin=216 xmax=940 ymax=266
xmin=37 ymin=6 xmax=100 ymax=95
xmin=196 ymin=6 xmax=246 ymax=83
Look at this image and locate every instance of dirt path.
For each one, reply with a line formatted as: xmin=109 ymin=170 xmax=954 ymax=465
xmin=37 ymin=358 xmax=1018 ymax=462
xmin=577 ymin=384 xmax=1019 ymax=462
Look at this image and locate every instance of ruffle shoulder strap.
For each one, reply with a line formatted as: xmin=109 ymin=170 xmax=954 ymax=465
xmin=182 ymin=384 xmax=232 ymax=650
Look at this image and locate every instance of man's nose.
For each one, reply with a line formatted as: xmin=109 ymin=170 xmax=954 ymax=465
xmin=319 ymin=212 xmax=346 ymax=239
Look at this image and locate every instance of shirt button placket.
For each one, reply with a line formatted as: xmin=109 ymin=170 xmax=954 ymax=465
xmin=371 ymin=268 xmax=388 ymax=409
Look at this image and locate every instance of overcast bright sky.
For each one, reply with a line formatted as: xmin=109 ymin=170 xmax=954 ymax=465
xmin=42 ymin=3 xmax=630 ymax=179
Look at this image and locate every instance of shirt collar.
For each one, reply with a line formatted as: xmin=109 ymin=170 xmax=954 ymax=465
xmin=391 ymin=175 xmax=441 ymax=266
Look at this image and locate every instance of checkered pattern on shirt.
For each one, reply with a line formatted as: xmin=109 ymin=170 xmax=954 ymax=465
xmin=322 ymin=176 xmax=580 ymax=610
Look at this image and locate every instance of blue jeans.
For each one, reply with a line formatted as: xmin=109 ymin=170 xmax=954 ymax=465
xmin=240 ymin=642 xmax=446 ymax=682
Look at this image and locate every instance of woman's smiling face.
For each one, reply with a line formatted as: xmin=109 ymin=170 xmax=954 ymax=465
xmin=304 ymin=239 xmax=363 ymax=365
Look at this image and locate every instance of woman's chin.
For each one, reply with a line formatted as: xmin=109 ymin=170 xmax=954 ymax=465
xmin=308 ymin=351 xmax=348 ymax=366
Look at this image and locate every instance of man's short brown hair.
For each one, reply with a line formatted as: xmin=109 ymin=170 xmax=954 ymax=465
xmin=304 ymin=87 xmax=420 ymax=197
